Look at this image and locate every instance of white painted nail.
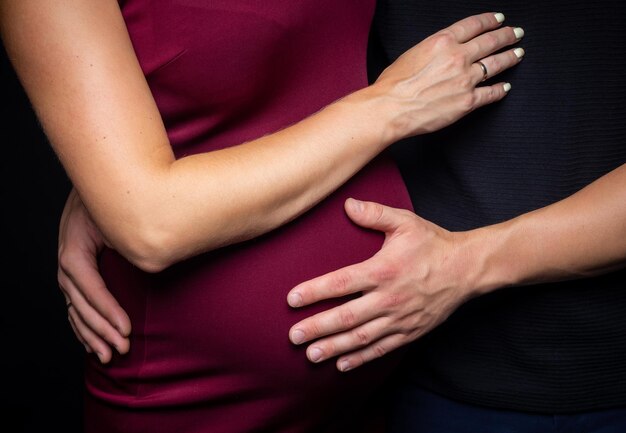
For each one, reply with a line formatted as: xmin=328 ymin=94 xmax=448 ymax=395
xmin=494 ymin=13 xmax=505 ymax=23
xmin=503 ymin=83 xmax=512 ymax=93
xmin=514 ymin=47 xmax=525 ymax=59
xmin=514 ymin=27 xmax=525 ymax=39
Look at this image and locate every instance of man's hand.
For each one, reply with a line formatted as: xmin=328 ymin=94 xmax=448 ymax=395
xmin=58 ymin=189 xmax=131 ymax=363
xmin=287 ymin=198 xmax=478 ymax=372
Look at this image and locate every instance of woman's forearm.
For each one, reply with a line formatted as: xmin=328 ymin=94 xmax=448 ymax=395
xmin=1 ymin=0 xmax=395 ymax=271
xmin=2 ymin=1 xmax=520 ymax=271
xmin=126 ymin=90 xmax=394 ymax=270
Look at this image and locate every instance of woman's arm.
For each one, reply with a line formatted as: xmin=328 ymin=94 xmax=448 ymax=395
xmin=1 ymin=1 xmax=522 ymax=272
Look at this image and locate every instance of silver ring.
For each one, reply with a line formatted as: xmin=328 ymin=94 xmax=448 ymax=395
xmin=475 ymin=61 xmax=488 ymax=81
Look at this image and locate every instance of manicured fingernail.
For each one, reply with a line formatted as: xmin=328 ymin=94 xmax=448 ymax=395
xmin=309 ymin=347 xmax=323 ymax=363
xmin=287 ymin=292 xmax=302 ymax=307
xmin=514 ymin=27 xmax=525 ymax=39
xmin=96 ymin=352 xmax=105 ymax=363
xmin=339 ymin=360 xmax=352 ymax=372
xmin=514 ymin=47 xmax=525 ymax=59
xmin=291 ymin=329 xmax=305 ymax=345
xmin=503 ymin=83 xmax=512 ymax=93
xmin=494 ymin=13 xmax=505 ymax=23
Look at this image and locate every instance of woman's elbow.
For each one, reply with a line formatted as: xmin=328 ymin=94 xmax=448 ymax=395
xmin=113 ymin=224 xmax=181 ymax=273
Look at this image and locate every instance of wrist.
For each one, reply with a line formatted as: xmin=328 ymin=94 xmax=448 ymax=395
xmin=344 ymin=83 xmax=407 ymax=148
xmin=456 ymin=222 xmax=521 ymax=298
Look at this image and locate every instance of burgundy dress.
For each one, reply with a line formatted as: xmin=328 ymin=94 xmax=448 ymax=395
xmin=85 ymin=1 xmax=413 ymax=432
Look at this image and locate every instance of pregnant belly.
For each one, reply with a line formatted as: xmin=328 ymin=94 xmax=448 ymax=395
xmin=85 ymin=155 xmax=412 ymax=433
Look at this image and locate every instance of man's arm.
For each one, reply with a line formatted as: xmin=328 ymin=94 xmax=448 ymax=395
xmin=287 ymin=163 xmax=626 ymax=371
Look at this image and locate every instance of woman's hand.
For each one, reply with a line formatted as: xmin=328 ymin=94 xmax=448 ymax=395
xmin=371 ymin=12 xmax=524 ymax=139
xmin=58 ymin=189 xmax=131 ymax=363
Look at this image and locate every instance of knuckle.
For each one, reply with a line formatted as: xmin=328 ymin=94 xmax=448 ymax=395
xmin=483 ymin=32 xmax=499 ymax=48
xmin=57 ymin=248 xmax=72 ymax=270
xmin=458 ymin=74 xmax=474 ymax=90
xmin=400 ymin=317 xmax=419 ymax=335
xmin=319 ymin=342 xmax=333 ymax=357
xmin=339 ymin=307 xmax=357 ymax=328
xmin=369 ymin=260 xmax=398 ymax=283
xmin=431 ymin=31 xmax=455 ymax=49
xmin=353 ymin=329 xmax=371 ymax=347
xmin=469 ymin=16 xmax=483 ymax=30
xmin=448 ymin=51 xmax=467 ymax=69
xmin=58 ymin=249 xmax=81 ymax=274
xmin=369 ymin=202 xmax=386 ymax=225
xmin=308 ymin=319 xmax=324 ymax=338
xmin=372 ymin=343 xmax=388 ymax=359
xmin=329 ymin=273 xmax=351 ymax=296
xmin=381 ymin=292 xmax=403 ymax=310
xmin=459 ymin=93 xmax=476 ymax=112
xmin=484 ymin=86 xmax=497 ymax=102
xmin=490 ymin=56 xmax=503 ymax=73
xmin=463 ymin=17 xmax=482 ymax=36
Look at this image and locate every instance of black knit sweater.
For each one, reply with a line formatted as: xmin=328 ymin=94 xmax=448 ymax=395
xmin=369 ymin=0 xmax=626 ymax=413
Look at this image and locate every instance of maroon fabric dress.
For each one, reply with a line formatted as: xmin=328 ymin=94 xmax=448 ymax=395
xmin=85 ymin=1 xmax=413 ymax=432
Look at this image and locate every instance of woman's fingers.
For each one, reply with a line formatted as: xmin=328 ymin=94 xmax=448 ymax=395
xmin=471 ymin=47 xmax=525 ymax=84
xmin=466 ymin=26 xmax=524 ymax=63
xmin=67 ymin=306 xmax=90 ymax=351
xmin=59 ymin=270 xmax=130 ymax=355
xmin=472 ymin=47 xmax=525 ymax=83
xmin=444 ymin=12 xmax=505 ymax=43
xmin=67 ymin=305 xmax=113 ymax=363
xmin=472 ymin=82 xmax=513 ymax=109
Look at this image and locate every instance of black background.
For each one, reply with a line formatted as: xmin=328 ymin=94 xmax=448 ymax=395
xmin=1 ymin=44 xmax=84 ymax=432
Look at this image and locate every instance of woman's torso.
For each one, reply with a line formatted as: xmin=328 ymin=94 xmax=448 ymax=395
xmin=85 ymin=1 xmax=413 ymax=432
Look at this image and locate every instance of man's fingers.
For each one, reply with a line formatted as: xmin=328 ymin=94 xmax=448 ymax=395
xmin=287 ymin=262 xmax=373 ymax=308
xmin=344 ymin=198 xmax=411 ymax=234
xmin=336 ymin=332 xmax=415 ymax=372
xmin=444 ymin=12 xmax=505 ymax=43
xmin=302 ymin=316 xmax=393 ymax=363
xmin=289 ymin=294 xmax=383 ymax=346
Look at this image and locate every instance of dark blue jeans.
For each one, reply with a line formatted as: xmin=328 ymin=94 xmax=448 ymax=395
xmin=388 ymin=386 xmax=626 ymax=433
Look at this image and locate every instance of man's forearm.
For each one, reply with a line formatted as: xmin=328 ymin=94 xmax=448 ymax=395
xmin=469 ymin=163 xmax=626 ymax=295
